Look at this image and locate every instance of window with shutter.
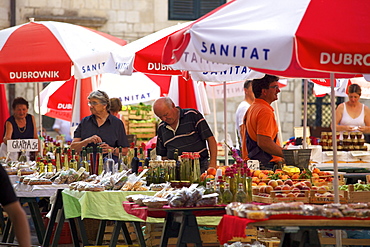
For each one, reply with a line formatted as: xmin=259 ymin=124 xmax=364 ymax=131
xmin=169 ymin=0 xmax=226 ymax=20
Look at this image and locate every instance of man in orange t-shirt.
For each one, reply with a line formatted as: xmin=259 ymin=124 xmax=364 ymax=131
xmin=241 ymin=74 xmax=283 ymax=169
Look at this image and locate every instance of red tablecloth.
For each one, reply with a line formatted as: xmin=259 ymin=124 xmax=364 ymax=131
xmin=123 ymin=202 xmax=226 ymax=221
xmin=217 ymin=214 xmax=370 ymax=244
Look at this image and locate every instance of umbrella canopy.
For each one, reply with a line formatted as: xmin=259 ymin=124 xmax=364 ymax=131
xmin=35 ymin=72 xmax=204 ymax=122
xmin=312 ymin=77 xmax=370 ymax=98
xmin=163 ymin=0 xmax=368 ymax=79
xmin=163 ymin=0 xmax=370 ymax=208
xmin=0 ymin=20 xmax=127 ymax=83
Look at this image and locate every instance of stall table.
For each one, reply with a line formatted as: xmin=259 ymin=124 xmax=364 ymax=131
xmin=218 ymin=214 xmax=370 ymax=247
xmin=2 ymin=184 xmax=68 ymax=245
xmin=61 ymin=189 xmax=222 ymax=247
xmin=124 ymin=203 xmax=225 ymax=247
xmin=316 ymin=162 xmax=370 ymax=184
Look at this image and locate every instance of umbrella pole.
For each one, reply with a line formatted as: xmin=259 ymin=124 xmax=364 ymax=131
xmin=223 ymin=81 xmax=228 ymax=167
xmin=330 ymin=73 xmax=342 ymax=247
xmin=303 ymin=79 xmax=308 ymax=149
xmin=37 ymin=82 xmax=43 ymax=157
xmin=211 ymin=87 xmax=218 ymax=142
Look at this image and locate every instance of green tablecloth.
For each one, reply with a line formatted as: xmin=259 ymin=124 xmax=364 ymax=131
xmin=62 ymin=189 xmax=221 ymax=225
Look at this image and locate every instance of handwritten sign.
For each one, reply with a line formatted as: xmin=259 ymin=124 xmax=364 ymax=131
xmin=247 ymin=160 xmax=260 ymax=170
xmin=7 ymin=139 xmax=38 ymax=152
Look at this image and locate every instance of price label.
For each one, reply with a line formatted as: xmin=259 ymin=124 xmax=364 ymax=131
xmin=7 ymin=139 xmax=39 ymax=152
xmin=247 ymin=160 xmax=260 ymax=170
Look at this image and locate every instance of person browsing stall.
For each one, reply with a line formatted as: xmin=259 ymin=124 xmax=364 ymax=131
xmin=153 ymin=97 xmax=217 ymax=173
xmin=71 ymin=90 xmax=129 ymax=160
xmin=52 ymin=118 xmax=72 ymax=142
xmin=335 ymin=83 xmax=370 ymax=137
xmin=242 ymin=75 xmax=283 ymax=169
xmin=0 ymin=165 xmax=31 ymax=246
xmin=236 ymin=80 xmax=254 ymax=150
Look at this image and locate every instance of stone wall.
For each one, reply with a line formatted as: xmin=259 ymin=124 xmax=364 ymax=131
xmin=0 ymin=0 xmax=184 ymax=42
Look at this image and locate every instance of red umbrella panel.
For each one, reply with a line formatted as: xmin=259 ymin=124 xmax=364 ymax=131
xmin=163 ymin=0 xmax=368 ymax=79
xmin=0 ymin=84 xmax=10 ymax=142
xmin=0 ymin=20 xmax=126 ymax=83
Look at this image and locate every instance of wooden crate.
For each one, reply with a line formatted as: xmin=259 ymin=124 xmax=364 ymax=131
xmin=319 ymin=236 xmax=370 ymax=246
xmin=253 ymin=191 xmax=309 ymax=203
xmin=145 ymin=223 xmax=219 ymax=247
xmin=345 ymin=184 xmax=370 ymax=203
xmin=128 ymin=110 xmax=154 ymax=120
xmin=258 ymin=237 xmax=280 ymax=247
xmin=128 ymin=122 xmax=156 ymax=140
xmin=103 ymin=224 xmax=138 ymax=242
xmin=229 ymin=227 xmax=258 ymax=243
xmin=309 ymin=191 xmax=347 ymax=204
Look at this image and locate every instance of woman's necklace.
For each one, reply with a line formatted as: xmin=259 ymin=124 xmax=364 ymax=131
xmin=18 ymin=125 xmax=26 ymax=133
xmin=16 ymin=119 xmax=26 ymax=133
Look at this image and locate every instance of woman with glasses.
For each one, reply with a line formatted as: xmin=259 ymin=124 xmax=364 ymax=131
xmin=71 ymin=90 xmax=129 ymax=164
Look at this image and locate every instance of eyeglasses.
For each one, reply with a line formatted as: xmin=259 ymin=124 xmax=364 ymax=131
xmin=88 ymin=101 xmax=102 ymax=106
xmin=269 ymin=85 xmax=279 ymax=89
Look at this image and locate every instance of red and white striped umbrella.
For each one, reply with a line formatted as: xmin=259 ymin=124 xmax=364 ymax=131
xmin=163 ymin=0 xmax=370 ymax=206
xmin=0 ymin=20 xmax=126 ymax=83
xmin=163 ymin=0 xmax=369 ymax=79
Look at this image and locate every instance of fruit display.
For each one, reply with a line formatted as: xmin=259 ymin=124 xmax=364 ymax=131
xmin=339 ymin=183 xmax=370 ymax=191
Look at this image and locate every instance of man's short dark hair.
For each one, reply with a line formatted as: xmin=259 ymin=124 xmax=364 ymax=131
xmin=252 ymin=74 xmax=280 ymax=98
xmin=244 ymin=80 xmax=252 ymax=89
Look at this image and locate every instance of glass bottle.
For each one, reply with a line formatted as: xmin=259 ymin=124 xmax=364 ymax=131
xmin=158 ymin=161 xmax=166 ymax=183
xmin=139 ymin=147 xmax=145 ymax=168
xmin=70 ymin=149 xmax=78 ymax=170
xmin=180 ymin=154 xmax=187 ymax=181
xmin=97 ymin=147 xmax=104 ymax=175
xmin=222 ymin=182 xmax=234 ymax=204
xmin=146 ymin=160 xmax=154 ymax=186
xmin=55 ymin=147 xmax=62 ymax=172
xmin=152 ymin=160 xmax=159 ymax=184
xmin=174 ymin=149 xmax=181 ymax=181
xmin=47 ymin=155 xmax=55 ymax=173
xmin=88 ymin=147 xmax=95 ymax=173
xmin=215 ymin=182 xmax=223 ymax=205
xmin=94 ymin=147 xmax=100 ymax=174
xmin=80 ymin=150 xmax=89 ymax=173
xmin=130 ymin=147 xmax=139 ymax=174
xmin=117 ymin=147 xmax=123 ymax=172
xmin=63 ymin=147 xmax=69 ymax=170
xmin=104 ymin=149 xmax=115 ymax=173
xmin=192 ymin=152 xmax=201 ymax=183
xmin=235 ymin=183 xmax=247 ymax=203
xmin=144 ymin=148 xmax=152 ymax=167
xmin=204 ymin=181 xmax=214 ymax=195
xmin=246 ymin=176 xmax=253 ymax=203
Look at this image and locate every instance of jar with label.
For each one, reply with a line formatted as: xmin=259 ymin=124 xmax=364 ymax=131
xmin=327 ymin=132 xmax=333 ymax=139
xmin=359 ymin=138 xmax=365 ymax=146
xmin=356 ymin=132 xmax=363 ymax=139
xmin=321 ymin=132 xmax=328 ymax=140
xmin=343 ymin=132 xmax=349 ymax=139
xmin=320 ymin=139 xmax=328 ymax=147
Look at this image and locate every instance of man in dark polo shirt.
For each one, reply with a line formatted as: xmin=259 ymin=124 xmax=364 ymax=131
xmin=153 ymin=97 xmax=217 ymax=173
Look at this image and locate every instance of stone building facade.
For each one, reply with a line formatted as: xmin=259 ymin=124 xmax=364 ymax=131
xmin=0 ymin=0 xmax=302 ymax=145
